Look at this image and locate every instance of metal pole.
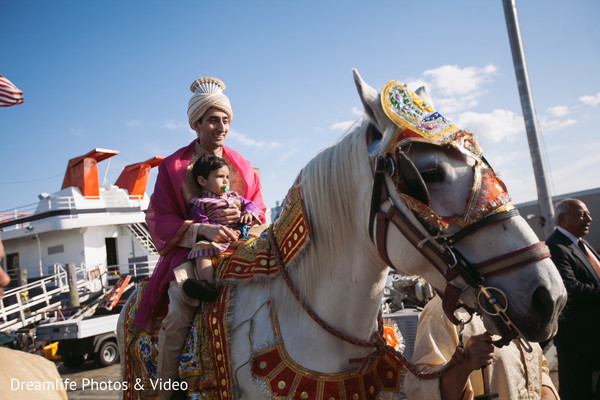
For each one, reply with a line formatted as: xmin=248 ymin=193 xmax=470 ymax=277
xmin=34 ymin=234 xmax=43 ymax=277
xmin=502 ymin=0 xmax=555 ymax=238
xmin=66 ymin=262 xmax=80 ymax=307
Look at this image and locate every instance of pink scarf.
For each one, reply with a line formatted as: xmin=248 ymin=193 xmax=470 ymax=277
xmin=133 ymin=140 xmax=266 ymax=331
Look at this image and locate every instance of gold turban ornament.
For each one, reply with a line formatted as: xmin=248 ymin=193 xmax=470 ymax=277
xmin=187 ymin=77 xmax=233 ymax=130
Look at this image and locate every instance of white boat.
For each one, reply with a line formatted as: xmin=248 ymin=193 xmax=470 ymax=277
xmin=0 ymin=148 xmax=162 ymax=333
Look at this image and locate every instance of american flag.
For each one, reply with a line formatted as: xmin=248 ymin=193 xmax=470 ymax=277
xmin=0 ymin=75 xmax=24 ymax=107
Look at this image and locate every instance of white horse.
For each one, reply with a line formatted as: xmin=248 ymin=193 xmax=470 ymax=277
xmin=120 ymin=70 xmax=566 ymax=399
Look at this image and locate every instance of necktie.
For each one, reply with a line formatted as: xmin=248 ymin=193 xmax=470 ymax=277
xmin=578 ymin=239 xmax=600 ymax=278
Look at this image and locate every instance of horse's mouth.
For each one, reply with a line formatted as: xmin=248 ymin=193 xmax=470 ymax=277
xmin=482 ymin=310 xmax=557 ymax=343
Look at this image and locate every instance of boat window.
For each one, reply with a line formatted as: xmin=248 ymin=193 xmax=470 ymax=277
xmin=48 ymin=245 xmax=64 ymax=255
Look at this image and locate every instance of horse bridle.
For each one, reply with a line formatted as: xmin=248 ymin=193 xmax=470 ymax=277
xmin=368 ymin=136 xmax=551 ymax=350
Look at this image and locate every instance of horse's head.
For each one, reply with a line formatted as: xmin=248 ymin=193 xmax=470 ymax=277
xmin=353 ymin=69 xmax=566 ymax=344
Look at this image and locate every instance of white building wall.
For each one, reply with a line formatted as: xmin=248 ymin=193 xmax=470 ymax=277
xmin=41 ymin=229 xmax=86 ymax=274
xmin=3 ymin=230 xmax=87 ymax=278
xmin=2 ymin=223 xmax=151 ymax=280
xmin=2 ymin=235 xmax=47 ymax=279
xmin=81 ymin=226 xmax=115 ymax=270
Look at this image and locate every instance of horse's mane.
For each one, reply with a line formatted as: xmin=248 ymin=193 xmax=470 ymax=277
xmin=287 ymin=118 xmax=387 ymax=298
xmin=298 ymin=116 xmax=397 ymax=253
xmin=299 ymin=119 xmax=367 ymax=253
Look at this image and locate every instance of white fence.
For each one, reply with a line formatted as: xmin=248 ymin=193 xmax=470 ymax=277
xmin=1 ymin=258 xmax=157 ymax=334
xmin=0 ymin=264 xmax=92 ymax=332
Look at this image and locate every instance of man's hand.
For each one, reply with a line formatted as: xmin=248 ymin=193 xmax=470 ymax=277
xmin=440 ymin=332 xmax=495 ymax=400
xmin=199 ymin=224 xmax=239 ymax=243
xmin=216 ymin=206 xmax=242 ymax=226
xmin=541 ymin=386 xmax=557 ymax=400
xmin=463 ymin=332 xmax=494 ymax=371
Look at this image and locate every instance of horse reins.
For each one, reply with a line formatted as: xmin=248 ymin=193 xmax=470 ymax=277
xmin=264 ymin=133 xmax=550 ymax=381
xmin=267 ymin=227 xmax=461 ymax=379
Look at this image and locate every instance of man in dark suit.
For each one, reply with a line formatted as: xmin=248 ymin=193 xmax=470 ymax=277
xmin=546 ymin=198 xmax=600 ymax=400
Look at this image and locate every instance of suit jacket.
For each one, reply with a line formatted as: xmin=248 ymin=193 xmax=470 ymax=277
xmin=546 ymin=229 xmax=600 ymax=353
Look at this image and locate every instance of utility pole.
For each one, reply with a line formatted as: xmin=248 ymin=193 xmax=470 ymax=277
xmin=502 ymin=0 xmax=555 ymax=239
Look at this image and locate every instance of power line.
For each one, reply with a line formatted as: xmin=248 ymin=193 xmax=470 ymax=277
xmin=0 ymin=173 xmax=63 ymax=185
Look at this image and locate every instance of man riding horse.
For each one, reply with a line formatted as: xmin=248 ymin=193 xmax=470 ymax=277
xmin=122 ymin=70 xmax=566 ymax=400
xmin=132 ymin=77 xmax=266 ymax=400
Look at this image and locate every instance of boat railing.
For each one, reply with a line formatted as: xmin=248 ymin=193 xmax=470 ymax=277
xmin=0 ymin=193 xmax=146 ymax=232
xmin=0 ymin=263 xmax=94 ymax=333
xmin=0 ymin=203 xmax=37 ymax=229
xmin=107 ymin=257 xmax=158 ymax=279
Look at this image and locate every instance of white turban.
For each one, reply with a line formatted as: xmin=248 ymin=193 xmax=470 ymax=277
xmin=187 ymin=77 xmax=233 ymax=130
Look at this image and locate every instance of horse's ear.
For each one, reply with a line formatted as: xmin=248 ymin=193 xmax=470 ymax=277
xmin=415 ymin=86 xmax=435 ymax=109
xmin=353 ymin=69 xmax=388 ymax=129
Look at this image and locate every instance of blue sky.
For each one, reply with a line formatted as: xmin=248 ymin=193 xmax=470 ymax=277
xmin=1 ymin=0 xmax=599 ymax=222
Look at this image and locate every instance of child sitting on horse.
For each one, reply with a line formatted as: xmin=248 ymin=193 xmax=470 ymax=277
xmin=155 ymin=154 xmax=261 ymax=399
xmin=182 ymin=153 xmax=261 ymax=300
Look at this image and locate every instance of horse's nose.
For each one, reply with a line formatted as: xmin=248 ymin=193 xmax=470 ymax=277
xmin=531 ymin=286 xmax=555 ymax=322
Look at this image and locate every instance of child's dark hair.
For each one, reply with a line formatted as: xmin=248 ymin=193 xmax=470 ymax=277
xmin=192 ymin=154 xmax=229 ymax=186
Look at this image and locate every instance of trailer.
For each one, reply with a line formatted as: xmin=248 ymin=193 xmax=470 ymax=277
xmin=36 ymin=312 xmax=120 ymax=368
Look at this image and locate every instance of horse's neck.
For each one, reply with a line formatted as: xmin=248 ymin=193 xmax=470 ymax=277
xmin=270 ymin=247 xmax=387 ymax=373
xmin=293 ymin=247 xmax=388 ymax=337
xmin=265 ymin=125 xmax=388 ymax=370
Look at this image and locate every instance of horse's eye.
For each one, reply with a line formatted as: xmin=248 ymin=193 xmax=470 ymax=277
xmin=420 ymin=165 xmax=445 ymax=183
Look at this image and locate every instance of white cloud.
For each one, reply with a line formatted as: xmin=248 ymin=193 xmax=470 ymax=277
xmin=163 ymin=121 xmax=187 ymax=131
xmin=435 ymin=92 xmax=482 ymax=115
xmin=579 ymin=92 xmax=600 ymax=106
xmin=540 ymin=118 xmax=577 ymax=132
xmin=227 ymin=130 xmax=282 ymax=149
xmin=275 ymin=146 xmax=305 ymax=163
xmin=455 ymin=109 xmax=523 ymax=142
xmin=330 ymin=121 xmax=354 ymax=131
xmin=414 ymin=64 xmax=498 ymax=115
xmin=351 ymin=106 xmax=363 ymax=117
xmin=423 ymin=64 xmax=497 ymax=97
xmin=329 ymin=107 xmax=364 ymax=132
xmin=548 ymin=106 xmax=569 ymax=117
xmin=125 ymin=120 xmax=143 ymax=128
xmin=406 ymin=78 xmax=429 ymax=93
xmin=551 ymin=151 xmax=600 ymax=194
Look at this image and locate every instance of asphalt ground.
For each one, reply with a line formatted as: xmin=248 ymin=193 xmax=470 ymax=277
xmin=57 ymin=361 xmax=122 ymax=400
xmin=54 ymin=344 xmax=559 ymax=399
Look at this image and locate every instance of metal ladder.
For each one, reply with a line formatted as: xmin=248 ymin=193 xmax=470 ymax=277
xmin=99 ymin=275 xmax=131 ymax=310
xmin=127 ymin=222 xmax=158 ymax=255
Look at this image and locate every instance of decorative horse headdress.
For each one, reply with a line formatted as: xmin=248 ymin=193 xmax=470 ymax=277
xmin=379 ymin=80 xmax=513 ymax=232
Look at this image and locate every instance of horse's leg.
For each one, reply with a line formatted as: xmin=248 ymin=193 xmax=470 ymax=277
xmin=228 ymin=283 xmax=274 ymax=400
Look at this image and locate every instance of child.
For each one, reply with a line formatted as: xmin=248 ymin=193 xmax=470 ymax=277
xmin=156 ymin=154 xmax=260 ymax=400
xmin=182 ymin=153 xmax=261 ymax=301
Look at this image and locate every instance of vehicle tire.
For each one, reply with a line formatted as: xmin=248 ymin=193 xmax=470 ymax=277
xmin=62 ymin=354 xmax=85 ymax=368
xmin=95 ymin=340 xmax=119 ymax=367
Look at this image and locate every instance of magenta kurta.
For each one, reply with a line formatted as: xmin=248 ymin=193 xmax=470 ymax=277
xmin=133 ymin=140 xmax=266 ymax=331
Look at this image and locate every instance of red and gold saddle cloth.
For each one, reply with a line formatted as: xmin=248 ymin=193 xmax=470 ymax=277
xmin=252 ymin=345 xmax=404 ymax=400
xmin=251 ymin=301 xmax=405 ymax=400
xmin=123 ymin=184 xmax=404 ymax=399
xmin=121 ymin=281 xmax=222 ymax=400
xmin=122 ymin=185 xmax=312 ymax=399
xmin=216 ymin=184 xmax=310 ymax=283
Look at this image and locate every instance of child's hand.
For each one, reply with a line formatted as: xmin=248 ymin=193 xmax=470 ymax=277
xmin=239 ymin=213 xmax=254 ymax=226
